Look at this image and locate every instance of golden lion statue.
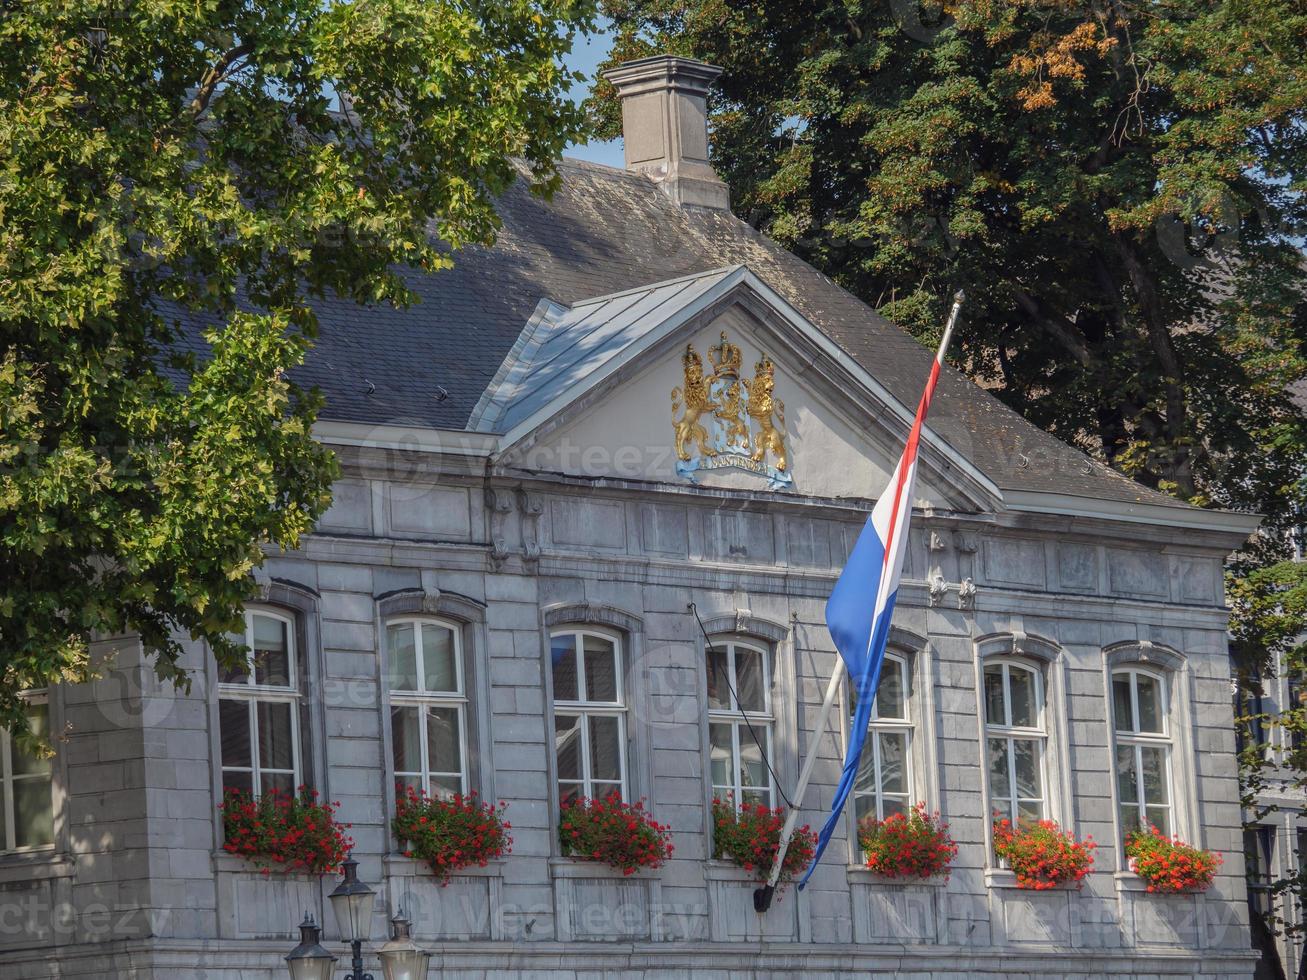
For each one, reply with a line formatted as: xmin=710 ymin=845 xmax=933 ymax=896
xmin=745 ymin=355 xmax=787 ymax=472
xmin=671 ymin=345 xmax=717 ymax=461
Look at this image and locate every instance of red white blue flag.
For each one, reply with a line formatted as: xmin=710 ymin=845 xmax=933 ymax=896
xmin=798 ymin=298 xmax=959 ymax=888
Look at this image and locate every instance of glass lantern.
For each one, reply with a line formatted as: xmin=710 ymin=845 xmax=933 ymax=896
xmin=378 ymin=910 xmax=431 ymax=980
xmin=328 ymin=856 xmax=377 ymax=943
xmin=285 ymin=914 xmax=337 ymax=980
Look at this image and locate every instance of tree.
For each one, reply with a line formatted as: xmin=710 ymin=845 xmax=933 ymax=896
xmin=590 ymin=0 xmax=1307 ymax=547
xmin=0 ymin=0 xmax=595 ymax=740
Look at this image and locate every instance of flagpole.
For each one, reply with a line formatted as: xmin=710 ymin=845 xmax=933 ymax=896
xmin=753 ymin=290 xmax=964 ymax=915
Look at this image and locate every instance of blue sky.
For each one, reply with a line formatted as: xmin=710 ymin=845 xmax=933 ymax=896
xmin=562 ymin=21 xmax=624 ymax=169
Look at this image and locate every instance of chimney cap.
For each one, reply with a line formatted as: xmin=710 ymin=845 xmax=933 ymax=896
xmin=602 ymin=55 xmax=729 ymax=211
xmin=602 ymin=55 xmax=723 ymax=92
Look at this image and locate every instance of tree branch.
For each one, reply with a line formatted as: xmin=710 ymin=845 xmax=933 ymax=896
xmin=1011 ymin=288 xmax=1096 ymax=368
xmin=188 ymin=44 xmax=254 ymax=118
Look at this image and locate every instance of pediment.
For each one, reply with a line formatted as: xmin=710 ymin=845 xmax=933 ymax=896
xmin=477 ymin=267 xmax=1000 ymax=513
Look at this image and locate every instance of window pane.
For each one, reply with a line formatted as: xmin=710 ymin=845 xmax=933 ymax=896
xmin=1013 ymin=739 xmax=1041 ymax=800
xmin=854 ymin=792 xmax=876 ymax=824
xmin=12 ymin=706 xmax=51 ymax=777
xmin=219 ymin=700 xmax=252 ymax=767
xmin=426 ymin=707 xmax=461 ymax=774
xmin=1120 ymin=803 xmax=1143 ymax=836
xmin=1009 ymin=666 xmax=1037 ymax=728
xmin=1112 ymin=675 xmax=1134 ymax=733
xmin=388 ymin=624 xmax=418 ymax=692
xmin=741 ymin=788 xmax=768 ymax=808
xmin=1136 ymin=674 xmax=1164 ymax=734
xmin=1141 ymin=745 xmax=1169 ymax=805
xmin=583 ymin=635 xmax=618 ymax=703
xmin=987 ymin=737 xmax=1011 ymax=798
xmin=391 ymin=706 xmax=422 ymax=774
xmin=261 ymin=771 xmax=294 ymax=797
xmin=1016 ymin=800 xmax=1042 ymax=825
xmin=878 ymin=731 xmax=907 ymax=796
xmin=882 ymin=796 xmax=909 ymax=819
xmin=875 ymin=661 xmax=905 ymax=720
xmin=1115 ymin=745 xmax=1138 ymax=803
xmin=421 ymin=624 xmax=457 ymax=693
xmin=551 ymin=634 xmax=578 ymax=702
xmin=223 ymin=770 xmax=253 ymax=796
xmin=591 ymin=781 xmax=622 ymax=801
xmin=1146 ymin=806 xmax=1170 ymax=836
xmin=739 ymin=728 xmax=767 ymax=792
xmin=13 ymin=778 xmax=53 ymax=849
xmin=559 ymin=782 xmax=583 ymax=806
xmin=709 ymin=723 xmax=733 ymax=788
xmin=256 ymin=701 xmax=294 ymax=772
xmin=734 ymin=648 xmax=765 ymax=713
xmin=854 ymin=749 xmax=877 ymax=795
xmin=252 ymin=614 xmax=291 ymax=687
xmin=706 ymin=647 xmax=731 ymax=711
xmin=395 ymin=774 xmax=421 ymax=797
xmin=992 ymin=799 xmax=1014 ymax=826
xmin=554 ymin=714 xmax=582 ymax=781
xmin=430 ymin=775 xmax=462 ymax=798
xmin=588 ymin=716 xmax=622 ymax=782
xmin=983 ymin=665 xmax=1005 ymax=726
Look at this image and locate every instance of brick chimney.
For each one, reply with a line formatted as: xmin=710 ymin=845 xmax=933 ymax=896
xmin=603 ymin=56 xmax=730 ymax=210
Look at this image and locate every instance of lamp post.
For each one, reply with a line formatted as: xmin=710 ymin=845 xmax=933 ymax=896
xmin=328 ymin=856 xmax=378 ymax=980
xmin=289 ymin=857 xmax=432 ymax=980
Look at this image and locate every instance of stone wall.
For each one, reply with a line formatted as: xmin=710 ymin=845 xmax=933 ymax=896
xmin=0 ymin=462 xmax=1256 ymax=978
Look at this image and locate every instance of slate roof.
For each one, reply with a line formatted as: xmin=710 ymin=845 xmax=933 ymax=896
xmin=242 ymin=156 xmax=1195 ymax=510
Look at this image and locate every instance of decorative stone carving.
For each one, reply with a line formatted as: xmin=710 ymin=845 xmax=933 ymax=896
xmin=927 ymin=573 xmax=948 ymax=607
xmin=485 ymin=487 xmax=516 ymax=569
xmin=957 ymin=577 xmax=976 ymax=609
xmin=420 ymin=587 xmax=443 ymax=615
xmin=952 ymin=530 xmax=979 ymax=554
xmin=928 ymin=530 xmax=947 ymax=552
xmin=518 ymin=489 xmax=543 ymax=566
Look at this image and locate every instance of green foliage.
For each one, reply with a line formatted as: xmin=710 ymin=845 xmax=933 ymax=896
xmin=0 ymin=0 xmax=596 ymax=741
xmin=591 ymin=0 xmax=1307 ymax=545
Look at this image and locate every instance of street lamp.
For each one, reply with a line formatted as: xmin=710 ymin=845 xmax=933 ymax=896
xmin=328 ymin=856 xmax=378 ymax=980
xmin=285 ymin=914 xmax=337 ymax=980
xmin=377 ymin=909 xmax=431 ymax=980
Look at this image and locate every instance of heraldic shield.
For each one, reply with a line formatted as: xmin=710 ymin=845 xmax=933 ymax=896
xmin=671 ymin=330 xmax=793 ymax=490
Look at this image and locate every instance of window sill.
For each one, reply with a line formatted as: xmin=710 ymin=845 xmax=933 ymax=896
xmin=1114 ymin=870 xmax=1204 ymax=896
xmin=211 ymin=851 xmax=323 ymax=877
xmin=703 ymin=861 xmax=768 ymax=884
xmin=984 ymin=868 xmax=1080 ymax=891
xmin=549 ymin=856 xmax=658 ymax=880
xmin=846 ymin=866 xmax=947 ymax=888
xmin=385 ymin=854 xmax=503 ymax=879
xmin=0 ymin=849 xmax=71 ymax=884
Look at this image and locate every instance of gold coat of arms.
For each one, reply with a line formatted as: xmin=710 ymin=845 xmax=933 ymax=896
xmin=671 ymin=331 xmax=792 ymax=489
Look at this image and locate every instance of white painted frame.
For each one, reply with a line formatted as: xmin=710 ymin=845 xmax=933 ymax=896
xmin=217 ymin=608 xmax=303 ymax=796
xmin=707 ymin=637 xmax=776 ymax=808
xmin=982 ymin=658 xmax=1049 ymax=827
xmin=385 ymin=617 xmax=470 ymax=798
xmin=550 ymin=626 xmax=629 ymax=802
xmin=0 ymin=692 xmax=53 ymax=854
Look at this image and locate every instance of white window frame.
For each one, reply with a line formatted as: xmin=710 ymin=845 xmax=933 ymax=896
xmin=217 ymin=608 xmax=303 ymax=797
xmin=386 ymin=617 xmax=469 ymax=798
xmin=1111 ymin=665 xmax=1174 ymax=842
xmin=0 ymin=692 xmax=54 ymax=855
xmin=551 ymin=626 xmax=628 ymax=802
xmin=982 ymin=658 xmax=1048 ymax=827
xmin=707 ymin=637 xmax=776 ymax=809
xmin=850 ymin=652 xmax=914 ymax=823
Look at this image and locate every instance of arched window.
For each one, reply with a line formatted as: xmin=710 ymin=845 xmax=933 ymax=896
xmin=707 ymin=637 xmax=774 ymax=808
xmin=852 ymin=652 xmax=913 ymax=823
xmin=551 ymin=627 xmax=627 ymax=804
xmin=387 ymin=618 xmax=468 ymax=798
xmin=983 ymin=659 xmax=1046 ymax=826
xmin=1111 ymin=666 xmax=1172 ymax=837
xmin=218 ymin=608 xmax=303 ymax=797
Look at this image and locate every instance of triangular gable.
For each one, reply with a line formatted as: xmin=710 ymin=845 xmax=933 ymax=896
xmin=475 ymin=265 xmax=1002 ymax=512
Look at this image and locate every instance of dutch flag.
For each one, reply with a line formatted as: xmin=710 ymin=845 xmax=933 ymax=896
xmin=798 ymin=291 xmax=963 ymax=888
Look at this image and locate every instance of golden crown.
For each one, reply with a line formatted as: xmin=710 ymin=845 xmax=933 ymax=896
xmin=754 ymin=353 xmax=774 ymax=378
xmin=708 ymin=331 xmax=742 ymax=378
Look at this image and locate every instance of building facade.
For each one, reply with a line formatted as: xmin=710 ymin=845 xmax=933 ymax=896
xmin=2 ymin=57 xmax=1262 ymax=979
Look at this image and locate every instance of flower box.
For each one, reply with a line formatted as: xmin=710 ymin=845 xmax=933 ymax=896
xmin=558 ymin=793 xmax=673 ymax=875
xmin=858 ymin=803 xmax=957 ymax=881
xmin=992 ymin=816 xmax=1096 ymax=890
xmin=392 ymin=785 xmax=511 ymax=883
xmin=219 ymin=786 xmax=352 ymax=876
xmin=1124 ymin=825 xmax=1221 ymax=893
